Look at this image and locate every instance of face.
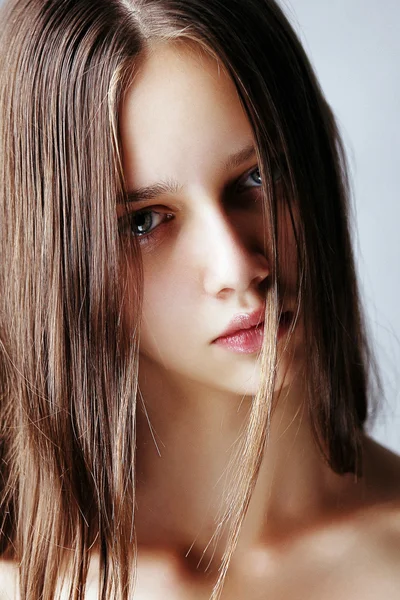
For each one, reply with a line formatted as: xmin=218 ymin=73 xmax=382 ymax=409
xmin=119 ymin=42 xmax=303 ymax=399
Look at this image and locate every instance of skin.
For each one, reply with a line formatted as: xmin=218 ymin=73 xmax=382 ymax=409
xmin=119 ymin=42 xmax=303 ymax=401
xmin=118 ymin=42 xmax=400 ymax=599
xmin=1 ymin=41 xmax=400 ymax=600
xmin=118 ymin=35 xmax=306 ymax=554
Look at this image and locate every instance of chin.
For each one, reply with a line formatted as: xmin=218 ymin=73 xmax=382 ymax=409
xmin=225 ymin=359 xmax=302 ymax=398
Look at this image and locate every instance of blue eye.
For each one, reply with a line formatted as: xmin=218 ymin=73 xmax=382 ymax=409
xmin=131 ymin=210 xmax=159 ymax=236
xmin=243 ymin=168 xmax=262 ymax=187
xmin=240 ymin=164 xmax=282 ymax=190
xmin=119 ymin=208 xmax=173 ymax=241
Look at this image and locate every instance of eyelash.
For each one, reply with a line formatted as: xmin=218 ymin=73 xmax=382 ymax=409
xmin=121 ymin=209 xmax=174 ymax=246
xmin=119 ymin=164 xmax=282 ymax=245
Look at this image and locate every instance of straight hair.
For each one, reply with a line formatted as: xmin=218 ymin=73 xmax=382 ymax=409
xmin=0 ymin=0 xmax=381 ymax=598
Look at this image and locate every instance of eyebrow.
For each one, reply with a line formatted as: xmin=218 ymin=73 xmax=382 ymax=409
xmin=122 ymin=143 xmax=256 ymax=204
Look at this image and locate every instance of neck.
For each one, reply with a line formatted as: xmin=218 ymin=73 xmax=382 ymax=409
xmin=135 ymin=358 xmax=357 ymax=569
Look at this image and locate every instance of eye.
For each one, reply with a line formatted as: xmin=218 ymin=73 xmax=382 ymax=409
xmin=239 ymin=163 xmax=283 ymax=191
xmin=242 ymin=167 xmax=262 ymax=188
xmin=118 ymin=207 xmax=174 ymax=240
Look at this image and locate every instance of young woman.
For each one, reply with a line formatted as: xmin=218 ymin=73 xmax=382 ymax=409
xmin=0 ymin=0 xmax=400 ymax=598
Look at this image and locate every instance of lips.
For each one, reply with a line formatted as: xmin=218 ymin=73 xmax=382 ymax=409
xmin=215 ymin=307 xmax=266 ymax=341
xmin=214 ymin=309 xmax=293 ymax=342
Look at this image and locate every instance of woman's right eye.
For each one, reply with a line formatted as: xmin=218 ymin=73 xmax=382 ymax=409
xmin=118 ymin=208 xmax=174 ymax=241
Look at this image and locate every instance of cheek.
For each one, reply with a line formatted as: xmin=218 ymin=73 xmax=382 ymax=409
xmin=142 ymin=256 xmax=186 ymax=307
xmin=140 ymin=258 xmax=197 ymax=342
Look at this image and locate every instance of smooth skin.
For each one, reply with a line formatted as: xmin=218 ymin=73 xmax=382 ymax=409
xmin=1 ymin=41 xmax=400 ymax=600
xmin=118 ymin=41 xmax=400 ymax=599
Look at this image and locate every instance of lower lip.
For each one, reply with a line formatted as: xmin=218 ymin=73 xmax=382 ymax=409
xmin=214 ymin=312 xmax=293 ymax=354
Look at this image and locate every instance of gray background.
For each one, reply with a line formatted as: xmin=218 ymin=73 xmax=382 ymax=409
xmin=1 ymin=0 xmax=398 ymax=452
xmin=284 ymin=0 xmax=400 ymax=453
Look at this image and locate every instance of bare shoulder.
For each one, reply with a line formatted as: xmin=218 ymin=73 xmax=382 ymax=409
xmin=349 ymin=437 xmax=400 ymax=596
xmin=345 ymin=502 xmax=400 ymax=599
xmin=0 ymin=559 xmax=18 ymax=600
xmin=304 ymin=438 xmax=400 ymax=599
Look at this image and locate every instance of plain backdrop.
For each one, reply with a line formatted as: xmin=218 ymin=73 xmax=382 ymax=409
xmin=1 ymin=0 xmax=399 ymax=452
xmin=283 ymin=0 xmax=400 ymax=453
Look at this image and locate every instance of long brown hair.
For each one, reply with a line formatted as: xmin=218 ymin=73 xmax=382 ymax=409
xmin=0 ymin=0 xmax=381 ymax=598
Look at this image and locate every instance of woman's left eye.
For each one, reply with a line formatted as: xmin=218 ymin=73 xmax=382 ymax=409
xmin=241 ymin=167 xmax=262 ymax=189
xmin=240 ymin=164 xmax=283 ymax=190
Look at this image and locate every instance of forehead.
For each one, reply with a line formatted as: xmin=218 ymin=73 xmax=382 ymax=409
xmin=119 ymin=41 xmax=255 ymax=191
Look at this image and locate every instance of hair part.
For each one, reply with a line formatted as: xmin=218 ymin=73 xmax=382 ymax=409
xmin=0 ymin=0 xmax=381 ymax=598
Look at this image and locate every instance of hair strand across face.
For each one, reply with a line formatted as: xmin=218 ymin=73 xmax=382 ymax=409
xmin=0 ymin=1 xmax=381 ymax=598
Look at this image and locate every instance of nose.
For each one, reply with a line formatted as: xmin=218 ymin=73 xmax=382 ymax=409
xmin=199 ymin=204 xmax=270 ymax=299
